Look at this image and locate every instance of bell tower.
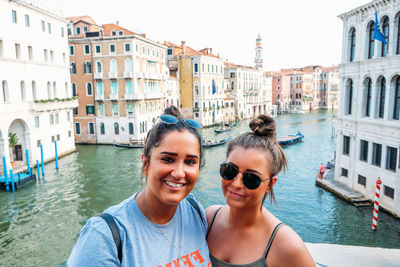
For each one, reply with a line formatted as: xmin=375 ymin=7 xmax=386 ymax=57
xmin=255 ymin=33 xmax=263 ymax=69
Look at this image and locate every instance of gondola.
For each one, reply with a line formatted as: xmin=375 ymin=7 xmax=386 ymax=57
xmin=277 ymin=132 xmax=304 ymax=146
xmin=202 ymin=136 xmax=232 ymax=147
xmin=214 ymin=126 xmax=232 ymax=133
xmin=114 ymin=141 xmax=144 ymax=148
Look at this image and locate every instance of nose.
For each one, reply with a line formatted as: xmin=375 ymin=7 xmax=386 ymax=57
xmin=172 ymin=162 xmax=185 ymax=179
xmin=230 ymin=172 xmax=244 ymax=188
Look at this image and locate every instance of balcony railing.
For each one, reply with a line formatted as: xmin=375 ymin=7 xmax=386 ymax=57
xmin=124 ymin=71 xmax=133 ymax=79
xmin=94 ymin=72 xmax=103 ymax=80
xmin=109 ymin=72 xmax=117 ymax=79
xmin=31 ymin=97 xmax=78 ymax=112
xmin=144 ymin=92 xmax=163 ymax=99
xmin=124 ymin=93 xmax=144 ymax=100
xmin=109 ymin=93 xmax=118 ymax=100
xmin=136 ymin=72 xmax=143 ymax=78
xmin=95 ymin=94 xmax=104 ymax=101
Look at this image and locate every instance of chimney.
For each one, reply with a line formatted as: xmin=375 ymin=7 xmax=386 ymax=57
xmin=181 ymin=41 xmax=186 ymax=55
xmin=116 ymin=21 xmax=119 ymax=25
xmin=210 ymin=48 xmax=213 ymax=54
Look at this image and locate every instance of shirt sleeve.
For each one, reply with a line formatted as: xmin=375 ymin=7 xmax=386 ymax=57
xmin=66 ymin=218 xmax=120 ymax=267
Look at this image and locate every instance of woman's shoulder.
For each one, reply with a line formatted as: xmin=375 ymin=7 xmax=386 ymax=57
xmin=205 ymin=205 xmax=224 ymax=224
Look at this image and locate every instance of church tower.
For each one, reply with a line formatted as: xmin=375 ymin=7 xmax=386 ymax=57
xmin=255 ymin=33 xmax=263 ymax=69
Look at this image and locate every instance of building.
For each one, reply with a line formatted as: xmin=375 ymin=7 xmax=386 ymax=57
xmin=0 ymin=0 xmax=77 ymax=171
xmin=255 ymin=33 xmax=263 ymax=69
xmin=68 ymin=17 xmax=168 ymax=144
xmin=336 ymin=0 xmax=400 ymax=217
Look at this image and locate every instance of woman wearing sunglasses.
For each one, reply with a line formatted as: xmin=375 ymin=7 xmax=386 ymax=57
xmin=67 ymin=106 xmax=211 ymax=266
xmin=206 ymin=115 xmax=315 ymax=267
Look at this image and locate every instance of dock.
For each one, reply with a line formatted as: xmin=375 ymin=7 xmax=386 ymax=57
xmin=315 ymin=168 xmax=371 ymax=207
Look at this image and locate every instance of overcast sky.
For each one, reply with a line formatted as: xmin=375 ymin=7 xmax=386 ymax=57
xmin=45 ymin=0 xmax=370 ymax=71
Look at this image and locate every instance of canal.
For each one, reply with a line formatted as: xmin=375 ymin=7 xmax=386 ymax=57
xmin=0 ymin=110 xmax=399 ymax=266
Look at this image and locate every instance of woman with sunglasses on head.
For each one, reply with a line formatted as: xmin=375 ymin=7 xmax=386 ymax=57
xmin=206 ymin=114 xmax=315 ymax=267
xmin=67 ymin=105 xmax=211 ymax=266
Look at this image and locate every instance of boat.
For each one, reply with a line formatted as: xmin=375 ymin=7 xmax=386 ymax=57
xmin=202 ymin=136 xmax=232 ymax=147
xmin=277 ymin=132 xmax=304 ymax=146
xmin=214 ymin=125 xmax=232 ymax=133
xmin=114 ymin=140 xmax=144 ymax=148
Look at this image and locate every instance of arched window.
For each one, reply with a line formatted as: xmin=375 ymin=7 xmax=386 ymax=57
xmin=86 ymin=83 xmax=92 ymax=95
xmin=2 ymin=80 xmax=9 ymax=102
xmin=70 ymin=62 xmax=76 ymax=74
xmin=129 ymin=122 xmax=134 ymax=135
xmin=378 ymin=77 xmax=386 ymax=118
xmin=349 ymin=28 xmax=356 ymax=62
xmin=32 ymin=81 xmax=37 ymax=100
xmin=84 ymin=61 xmax=91 ymax=73
xmin=65 ymin=82 xmax=68 ymax=97
xmin=20 ymin=81 xmax=26 ymax=101
xmin=397 ymin=15 xmax=400 ymax=54
xmin=125 ymin=58 xmax=132 ymax=72
xmin=47 ymin=82 xmax=52 ymax=99
xmin=345 ymin=79 xmax=353 ymax=115
xmin=363 ymin=78 xmax=372 ymax=117
xmin=110 ymin=59 xmax=117 ymax=73
xmin=381 ymin=17 xmax=389 ymax=57
xmin=126 ymin=81 xmax=132 ymax=94
xmin=393 ymin=77 xmax=400 ymax=120
xmin=367 ymin=21 xmax=375 ymax=59
xmin=53 ymin=82 xmax=57 ymax=98
xmin=100 ymin=123 xmax=105 ymax=135
xmin=114 ymin=122 xmax=119 ymax=135
xmin=96 ymin=61 xmax=102 ymax=73
xmin=72 ymin=83 xmax=77 ymax=96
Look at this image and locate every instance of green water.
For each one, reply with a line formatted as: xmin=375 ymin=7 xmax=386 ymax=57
xmin=0 ymin=110 xmax=399 ymax=266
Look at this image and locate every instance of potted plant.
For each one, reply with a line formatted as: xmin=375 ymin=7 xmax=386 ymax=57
xmin=8 ymin=132 xmax=18 ymax=166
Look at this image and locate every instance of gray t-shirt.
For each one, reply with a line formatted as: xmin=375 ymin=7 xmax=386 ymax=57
xmin=67 ymin=193 xmax=211 ymax=266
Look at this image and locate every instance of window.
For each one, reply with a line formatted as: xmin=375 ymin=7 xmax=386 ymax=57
xmin=110 ymin=59 xmax=117 ymax=73
xmin=20 ymin=81 xmax=26 ymax=101
xmin=127 ymin=103 xmax=133 ymax=115
xmin=55 ymin=113 xmax=59 ymax=123
xmin=349 ymin=28 xmax=356 ymax=62
xmin=86 ymin=105 xmax=94 ymax=115
xmin=381 ymin=17 xmax=389 ymax=57
xmin=50 ymin=50 xmax=54 ymax=63
xmin=70 ymin=62 xmax=76 ymax=74
xmin=72 ymin=83 xmax=77 ymax=96
xmin=126 ymin=81 xmax=132 ymax=94
xmin=113 ymin=104 xmax=118 ymax=115
xmin=167 ymin=48 xmax=173 ymax=55
xmin=97 ymin=122 xmax=104 ymax=135
xmin=96 ymin=61 xmax=102 ymax=73
xmin=386 ymin=146 xmax=397 ymax=171
xmin=75 ymin=122 xmax=81 ymax=134
xmin=51 ymin=136 xmax=55 ymax=143
xmin=43 ymin=49 xmax=48 ymax=62
xmin=194 ymin=63 xmax=198 ymax=73
xmin=378 ymin=78 xmax=386 ymax=118
xmin=0 ymin=40 xmax=3 ymax=57
xmin=86 ymin=83 xmax=92 ymax=95
xmin=356 ymin=175 xmax=366 ymax=187
xmin=346 ymin=79 xmax=353 ymax=115
xmin=393 ymin=77 xmax=400 ymax=120
xmin=359 ymin=140 xmax=368 ymax=162
xmin=76 ymin=27 xmax=80 ymax=35
xmin=50 ymin=114 xmax=54 ymax=125
xmin=95 ymin=45 xmax=101 ymax=54
xmin=15 ymin=43 xmax=21 ymax=59
xmin=25 ymin=14 xmax=29 ymax=27
xmin=112 ymin=30 xmax=116 ymax=36
xmin=67 ymin=111 xmax=70 ymax=121
xmin=364 ymin=78 xmax=371 ymax=117
xmin=68 ymin=131 xmax=71 ymax=137
xmin=73 ymin=107 xmax=78 ymax=115
xmin=61 ymin=27 xmax=64 ymax=37
xmin=341 ymin=168 xmax=348 ymax=177
xmin=119 ymin=30 xmax=124 ymax=35
xmin=69 ymin=45 xmax=74 ymax=55
xmin=343 ymin=135 xmax=350 ymax=156
xmin=35 ymin=116 xmax=39 ymax=128
xmin=84 ymin=61 xmax=91 ymax=73
xmin=88 ymin=122 xmax=94 ymax=134
xmin=32 ymin=81 xmax=37 ymax=100
xmin=41 ymin=20 xmax=45 ymax=32
xmin=129 ymin=122 xmax=134 ymax=135
xmin=114 ymin=122 xmax=119 ymax=134
xmin=124 ymin=43 xmax=130 ymax=52
xmin=109 ymin=44 xmax=116 ymax=53
xmin=98 ymin=103 xmax=104 ymax=115
xmin=84 ymin=44 xmax=90 ymax=54
xmin=125 ymin=59 xmax=132 ymax=73
xmin=97 ymin=81 xmax=103 ymax=95
xmin=111 ymin=81 xmax=117 ymax=94
xmin=2 ymin=80 xmax=9 ymax=102
xmin=367 ymin=21 xmax=375 ymax=59
xmin=372 ymin=143 xmax=382 ymax=167
xmin=383 ymin=185 xmax=394 ymax=199
xmin=12 ymin=10 xmax=17 ymax=23
xmin=47 ymin=23 xmax=51 ymax=33
xmin=83 ymin=26 xmax=88 ymax=32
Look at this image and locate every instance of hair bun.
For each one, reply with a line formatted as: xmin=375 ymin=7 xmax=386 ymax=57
xmin=163 ymin=105 xmax=182 ymax=118
xmin=249 ymin=115 xmax=276 ymax=138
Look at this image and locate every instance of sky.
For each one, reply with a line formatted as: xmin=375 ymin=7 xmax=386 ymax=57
xmin=42 ymin=0 xmax=370 ymax=71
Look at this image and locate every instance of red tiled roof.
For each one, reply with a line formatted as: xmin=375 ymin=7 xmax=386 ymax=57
xmin=66 ymin=16 xmax=101 ymax=27
xmin=102 ymin=23 xmax=135 ymax=36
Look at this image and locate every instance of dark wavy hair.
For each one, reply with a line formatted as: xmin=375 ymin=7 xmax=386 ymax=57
xmin=142 ymin=105 xmax=204 ymax=174
xmin=226 ymin=114 xmax=287 ymax=205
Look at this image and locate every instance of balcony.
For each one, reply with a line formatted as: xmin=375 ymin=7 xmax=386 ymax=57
xmin=124 ymin=71 xmax=133 ymax=79
xmin=144 ymin=92 xmax=164 ymax=99
xmin=149 ymin=73 xmax=158 ymax=80
xmin=109 ymin=72 xmax=117 ymax=79
xmin=136 ymin=72 xmax=143 ymax=79
xmin=31 ymin=97 xmax=78 ymax=112
xmin=124 ymin=93 xmax=144 ymax=100
xmin=94 ymin=72 xmax=103 ymax=80
xmin=144 ymin=72 xmax=150 ymax=79
xmin=109 ymin=93 xmax=118 ymax=100
xmin=95 ymin=94 xmax=104 ymax=101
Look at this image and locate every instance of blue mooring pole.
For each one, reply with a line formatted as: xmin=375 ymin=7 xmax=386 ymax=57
xmin=40 ymin=144 xmax=45 ymax=177
xmin=2 ymin=154 xmax=9 ymax=191
xmin=54 ymin=141 xmax=59 ymax=170
xmin=25 ymin=149 xmax=31 ymax=175
xmin=10 ymin=169 xmax=15 ymax=192
xmin=36 ymin=160 xmax=40 ymax=181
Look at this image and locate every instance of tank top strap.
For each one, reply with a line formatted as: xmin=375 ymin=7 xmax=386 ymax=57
xmin=206 ymin=206 xmax=223 ymax=239
xmin=263 ymin=222 xmax=285 ymax=259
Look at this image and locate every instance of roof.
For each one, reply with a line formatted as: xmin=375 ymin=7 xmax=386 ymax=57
xmin=102 ymin=23 xmax=135 ymax=36
xmin=66 ymin=16 xmax=101 ymax=27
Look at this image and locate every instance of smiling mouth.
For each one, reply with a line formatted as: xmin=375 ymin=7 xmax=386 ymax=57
xmin=163 ymin=180 xmax=185 ymax=188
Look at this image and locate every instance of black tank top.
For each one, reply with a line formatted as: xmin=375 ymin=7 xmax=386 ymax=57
xmin=206 ymin=207 xmax=284 ymax=267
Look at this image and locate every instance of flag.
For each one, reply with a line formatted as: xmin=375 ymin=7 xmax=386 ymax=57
xmin=373 ymin=10 xmax=387 ymax=44
xmin=212 ymin=79 xmax=216 ymax=94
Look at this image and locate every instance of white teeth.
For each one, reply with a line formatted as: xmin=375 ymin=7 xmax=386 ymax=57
xmin=164 ymin=180 xmax=184 ymax=188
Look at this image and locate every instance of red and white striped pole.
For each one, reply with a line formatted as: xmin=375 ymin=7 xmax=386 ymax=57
xmin=372 ymin=177 xmax=382 ymax=231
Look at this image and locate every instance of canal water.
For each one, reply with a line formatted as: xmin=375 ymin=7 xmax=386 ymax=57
xmin=0 ymin=110 xmax=399 ymax=266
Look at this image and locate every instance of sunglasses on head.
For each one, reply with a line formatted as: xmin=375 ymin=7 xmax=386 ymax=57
xmin=159 ymin=114 xmax=202 ymax=129
xmin=220 ymin=162 xmax=270 ymax=190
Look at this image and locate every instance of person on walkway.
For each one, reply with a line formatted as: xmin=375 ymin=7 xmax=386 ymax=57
xmin=206 ymin=115 xmax=315 ymax=267
xmin=319 ymin=163 xmax=326 ymax=179
xmin=67 ymin=106 xmax=211 ymax=266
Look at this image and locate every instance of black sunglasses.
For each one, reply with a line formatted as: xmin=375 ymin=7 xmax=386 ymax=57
xmin=220 ymin=162 xmax=270 ymax=190
xmin=159 ymin=114 xmax=202 ymax=129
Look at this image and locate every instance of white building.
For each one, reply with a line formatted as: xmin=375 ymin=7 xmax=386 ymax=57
xmin=0 ymin=0 xmax=77 ymax=171
xmin=336 ymin=0 xmax=400 ymax=217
